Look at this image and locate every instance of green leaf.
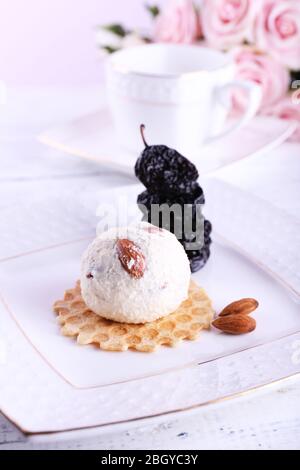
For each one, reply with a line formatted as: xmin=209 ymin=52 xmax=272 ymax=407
xmin=102 ymin=23 xmax=127 ymax=37
xmin=146 ymin=4 xmax=160 ymax=18
xmin=101 ymin=45 xmax=119 ymax=54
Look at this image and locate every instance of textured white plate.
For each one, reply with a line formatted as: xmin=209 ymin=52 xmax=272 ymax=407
xmin=0 ymin=179 xmax=299 ymax=435
xmin=0 ymin=203 xmax=299 ymax=389
xmin=38 ymin=109 xmax=296 ymax=176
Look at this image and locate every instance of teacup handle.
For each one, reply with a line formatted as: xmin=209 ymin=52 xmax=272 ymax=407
xmin=205 ymin=80 xmax=262 ymax=145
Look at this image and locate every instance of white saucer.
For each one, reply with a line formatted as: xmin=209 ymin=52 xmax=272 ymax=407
xmin=38 ymin=109 xmax=296 ymax=175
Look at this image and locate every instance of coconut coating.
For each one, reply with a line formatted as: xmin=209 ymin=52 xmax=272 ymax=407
xmin=80 ymin=222 xmax=190 ymax=324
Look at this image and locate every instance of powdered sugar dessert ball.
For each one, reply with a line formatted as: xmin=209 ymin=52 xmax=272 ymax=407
xmin=80 ymin=222 xmax=190 ymax=324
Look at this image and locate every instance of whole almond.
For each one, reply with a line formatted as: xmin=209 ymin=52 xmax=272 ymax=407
xmin=219 ymin=298 xmax=258 ymax=317
xmin=116 ymin=239 xmax=146 ymax=279
xmin=212 ymin=314 xmax=256 ymax=335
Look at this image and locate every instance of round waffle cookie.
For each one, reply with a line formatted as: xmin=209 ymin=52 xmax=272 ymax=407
xmin=53 ymin=280 xmax=214 ymax=352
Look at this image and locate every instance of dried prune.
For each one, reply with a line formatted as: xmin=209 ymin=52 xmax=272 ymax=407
xmin=204 ymin=219 xmax=212 ymax=236
xmin=135 ymin=125 xmax=199 ymax=194
xmin=187 ymin=244 xmax=211 ymax=273
xmin=140 ymin=200 xmax=204 ymax=236
xmin=137 ymin=183 xmax=204 ymax=209
xmin=180 ymin=218 xmax=212 ymax=252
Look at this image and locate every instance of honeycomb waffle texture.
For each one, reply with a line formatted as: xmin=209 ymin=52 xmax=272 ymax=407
xmin=53 ymin=280 xmax=214 ymax=352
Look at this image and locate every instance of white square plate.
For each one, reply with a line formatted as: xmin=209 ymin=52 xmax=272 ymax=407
xmin=1 ymin=237 xmax=299 ymax=390
xmin=0 ymin=179 xmax=299 ymax=436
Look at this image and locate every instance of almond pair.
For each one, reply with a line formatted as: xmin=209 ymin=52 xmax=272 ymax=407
xmin=212 ymin=298 xmax=258 ymax=335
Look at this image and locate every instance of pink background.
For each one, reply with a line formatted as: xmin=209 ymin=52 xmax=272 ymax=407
xmin=0 ymin=0 xmax=161 ymax=86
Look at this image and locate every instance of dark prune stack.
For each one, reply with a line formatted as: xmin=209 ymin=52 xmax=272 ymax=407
xmin=135 ymin=125 xmax=212 ymax=273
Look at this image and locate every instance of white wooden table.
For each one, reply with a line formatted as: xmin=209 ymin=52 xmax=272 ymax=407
xmin=0 ymin=87 xmax=299 ymax=450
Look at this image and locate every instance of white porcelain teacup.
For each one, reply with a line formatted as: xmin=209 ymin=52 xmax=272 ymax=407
xmin=106 ymin=44 xmax=261 ymax=157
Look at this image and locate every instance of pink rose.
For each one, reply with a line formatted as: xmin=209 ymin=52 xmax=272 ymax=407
xmin=202 ymin=0 xmax=258 ymax=49
xmin=154 ymin=0 xmax=201 ymax=44
xmin=232 ymin=47 xmax=290 ymax=112
xmin=254 ymin=0 xmax=300 ymax=70
xmin=263 ymin=97 xmax=300 ymax=141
